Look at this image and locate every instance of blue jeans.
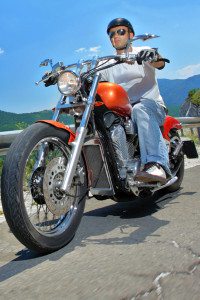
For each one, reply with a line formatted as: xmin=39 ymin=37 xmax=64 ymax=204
xmin=131 ymin=99 xmax=171 ymax=175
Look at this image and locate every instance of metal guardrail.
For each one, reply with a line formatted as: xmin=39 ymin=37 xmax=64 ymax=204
xmin=0 ymin=130 xmax=22 ymax=155
xmin=0 ymin=117 xmax=200 ymax=156
xmin=176 ymin=117 xmax=200 ymax=129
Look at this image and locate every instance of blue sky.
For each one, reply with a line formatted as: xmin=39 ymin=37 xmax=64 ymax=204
xmin=0 ymin=0 xmax=200 ymax=113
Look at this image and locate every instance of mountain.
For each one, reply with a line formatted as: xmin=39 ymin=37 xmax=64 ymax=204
xmin=0 ymin=74 xmax=199 ymax=131
xmin=158 ymin=74 xmax=200 ymax=115
xmin=0 ymin=110 xmax=72 ymax=132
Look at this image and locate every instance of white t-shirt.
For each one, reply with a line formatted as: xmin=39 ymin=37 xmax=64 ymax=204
xmin=99 ymin=46 xmax=165 ymax=107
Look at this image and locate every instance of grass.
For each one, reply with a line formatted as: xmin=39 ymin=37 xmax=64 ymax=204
xmin=0 ymin=156 xmax=4 ymax=176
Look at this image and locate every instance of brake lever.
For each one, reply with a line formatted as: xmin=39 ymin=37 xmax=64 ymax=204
xmin=35 ymin=79 xmax=43 ymax=86
xmin=35 ymin=71 xmax=59 ymax=86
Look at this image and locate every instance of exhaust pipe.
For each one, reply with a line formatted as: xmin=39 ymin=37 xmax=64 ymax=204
xmin=153 ymin=176 xmax=178 ymax=192
xmin=172 ymin=141 xmax=183 ymax=158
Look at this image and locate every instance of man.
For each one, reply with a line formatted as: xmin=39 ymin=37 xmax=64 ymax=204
xmin=99 ymin=17 xmax=171 ymax=183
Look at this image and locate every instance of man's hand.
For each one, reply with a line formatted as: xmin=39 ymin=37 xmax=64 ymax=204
xmin=137 ymin=48 xmax=166 ymax=69
xmin=137 ymin=49 xmax=157 ymax=65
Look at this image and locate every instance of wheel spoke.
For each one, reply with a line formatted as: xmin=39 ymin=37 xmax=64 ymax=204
xmin=22 ymin=137 xmax=80 ymax=236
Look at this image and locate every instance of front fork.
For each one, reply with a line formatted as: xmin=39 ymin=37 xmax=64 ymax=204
xmin=60 ymin=74 xmax=100 ymax=193
xmin=34 ymin=74 xmax=100 ymax=194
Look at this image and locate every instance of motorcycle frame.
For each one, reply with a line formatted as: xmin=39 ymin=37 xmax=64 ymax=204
xmin=36 ymin=54 xmax=183 ymax=197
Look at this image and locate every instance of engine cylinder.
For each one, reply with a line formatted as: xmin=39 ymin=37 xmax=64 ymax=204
xmin=110 ymin=124 xmax=129 ymax=179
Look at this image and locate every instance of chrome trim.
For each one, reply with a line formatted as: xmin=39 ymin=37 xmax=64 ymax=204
xmin=33 ymin=142 xmax=48 ymax=170
xmin=60 ymin=74 xmax=100 ymax=193
xmin=52 ymin=95 xmax=66 ymax=121
xmin=90 ymin=187 xmax=114 ymax=196
xmin=55 ymin=102 xmax=86 ymax=110
xmin=152 ymin=176 xmax=178 ymax=192
xmin=60 ymin=126 xmax=87 ymax=193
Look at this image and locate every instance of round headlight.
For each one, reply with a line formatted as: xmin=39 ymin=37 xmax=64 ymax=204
xmin=57 ymin=71 xmax=80 ymax=96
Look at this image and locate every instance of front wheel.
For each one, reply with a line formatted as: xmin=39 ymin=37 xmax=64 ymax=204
xmin=1 ymin=123 xmax=87 ymax=254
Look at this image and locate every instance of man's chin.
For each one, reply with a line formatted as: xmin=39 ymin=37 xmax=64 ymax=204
xmin=114 ymin=45 xmax=126 ymax=50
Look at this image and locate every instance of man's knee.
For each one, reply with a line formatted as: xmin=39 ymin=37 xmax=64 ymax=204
xmin=132 ymin=102 xmax=146 ymax=120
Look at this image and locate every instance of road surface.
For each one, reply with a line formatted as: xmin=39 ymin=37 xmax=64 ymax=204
xmin=0 ymin=165 xmax=200 ymax=299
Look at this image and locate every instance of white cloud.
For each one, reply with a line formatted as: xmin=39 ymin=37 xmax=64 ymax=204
xmin=176 ymin=63 xmax=200 ymax=79
xmin=0 ymin=48 xmax=4 ymax=55
xmin=75 ymin=47 xmax=86 ymax=52
xmin=157 ymin=63 xmax=200 ymax=80
xmin=75 ymin=45 xmax=102 ymax=57
xmin=89 ymin=46 xmax=101 ymax=53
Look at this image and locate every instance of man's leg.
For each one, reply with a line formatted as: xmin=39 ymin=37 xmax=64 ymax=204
xmin=131 ymin=99 xmax=171 ymax=182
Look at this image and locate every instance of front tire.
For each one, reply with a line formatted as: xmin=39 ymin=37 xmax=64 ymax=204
xmin=1 ymin=123 xmax=87 ymax=254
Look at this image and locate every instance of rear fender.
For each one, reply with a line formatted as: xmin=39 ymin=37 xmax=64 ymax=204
xmin=36 ymin=120 xmax=75 ymax=143
xmin=162 ymin=115 xmax=182 ymax=141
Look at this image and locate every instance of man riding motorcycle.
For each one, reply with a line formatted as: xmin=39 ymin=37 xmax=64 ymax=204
xmin=99 ymin=17 xmax=171 ymax=183
xmin=2 ymin=17 xmax=198 ymax=254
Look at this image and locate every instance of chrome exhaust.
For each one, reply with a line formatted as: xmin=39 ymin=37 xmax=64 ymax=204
xmin=152 ymin=176 xmax=178 ymax=192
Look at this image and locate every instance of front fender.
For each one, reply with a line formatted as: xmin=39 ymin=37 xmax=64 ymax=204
xmin=163 ymin=115 xmax=182 ymax=141
xmin=36 ymin=120 xmax=75 ymax=143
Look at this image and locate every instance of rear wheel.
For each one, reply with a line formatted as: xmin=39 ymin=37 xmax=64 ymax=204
xmin=1 ymin=123 xmax=87 ymax=254
xmin=164 ymin=130 xmax=184 ymax=193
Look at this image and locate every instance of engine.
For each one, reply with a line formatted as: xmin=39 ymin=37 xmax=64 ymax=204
xmin=109 ymin=119 xmax=140 ymax=180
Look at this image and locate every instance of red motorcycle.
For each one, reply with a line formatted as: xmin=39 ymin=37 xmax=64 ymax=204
xmin=1 ymin=35 xmax=198 ymax=253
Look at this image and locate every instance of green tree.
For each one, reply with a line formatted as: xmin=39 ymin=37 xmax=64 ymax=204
xmin=15 ymin=122 xmax=28 ymax=130
xmin=187 ymin=88 xmax=200 ymax=110
xmin=186 ymin=88 xmax=200 ymax=140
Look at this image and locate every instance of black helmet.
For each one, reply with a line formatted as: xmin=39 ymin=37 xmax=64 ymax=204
xmin=107 ymin=18 xmax=135 ymax=35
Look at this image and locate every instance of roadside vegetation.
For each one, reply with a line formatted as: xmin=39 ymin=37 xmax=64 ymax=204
xmin=183 ymin=88 xmax=200 ymax=141
xmin=181 ymin=128 xmax=200 ymax=145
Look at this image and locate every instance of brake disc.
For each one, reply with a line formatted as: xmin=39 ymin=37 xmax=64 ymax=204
xmin=43 ymin=157 xmax=75 ymax=216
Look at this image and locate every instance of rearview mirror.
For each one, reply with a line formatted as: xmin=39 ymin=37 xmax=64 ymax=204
xmin=133 ymin=33 xmax=160 ymax=41
xmin=39 ymin=59 xmax=53 ymax=67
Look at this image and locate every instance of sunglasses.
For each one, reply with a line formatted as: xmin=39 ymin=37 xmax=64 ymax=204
xmin=109 ymin=28 xmax=128 ymax=39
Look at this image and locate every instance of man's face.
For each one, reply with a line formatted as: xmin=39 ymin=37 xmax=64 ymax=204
xmin=108 ymin=26 xmax=134 ymax=50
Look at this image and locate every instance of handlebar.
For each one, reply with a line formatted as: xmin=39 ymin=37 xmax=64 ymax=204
xmin=59 ymin=52 xmax=169 ymax=72
xmin=36 ymin=52 xmax=170 ymax=86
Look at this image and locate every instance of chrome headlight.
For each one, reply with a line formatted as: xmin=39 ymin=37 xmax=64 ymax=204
xmin=57 ymin=71 xmax=80 ymax=96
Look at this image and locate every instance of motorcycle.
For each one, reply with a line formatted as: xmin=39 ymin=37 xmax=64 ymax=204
xmin=1 ymin=34 xmax=198 ymax=254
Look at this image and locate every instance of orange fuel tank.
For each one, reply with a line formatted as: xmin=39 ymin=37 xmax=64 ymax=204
xmin=96 ymin=82 xmax=132 ymax=117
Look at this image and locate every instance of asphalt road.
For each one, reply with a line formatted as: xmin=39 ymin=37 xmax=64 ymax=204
xmin=0 ymin=166 xmax=200 ymax=300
